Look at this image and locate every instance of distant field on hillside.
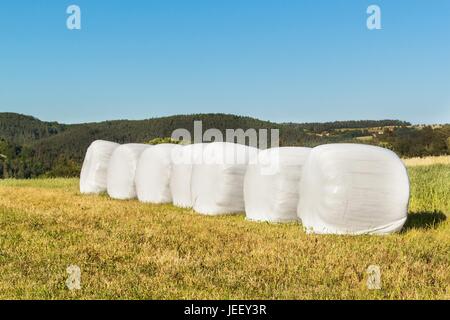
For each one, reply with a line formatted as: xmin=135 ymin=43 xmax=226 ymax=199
xmin=0 ymin=163 xmax=448 ymax=299
xmin=403 ymin=155 xmax=450 ymax=167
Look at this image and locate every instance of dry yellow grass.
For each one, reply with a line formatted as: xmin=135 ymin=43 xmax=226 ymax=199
xmin=0 ymin=164 xmax=449 ymax=300
xmin=403 ymin=155 xmax=450 ymax=167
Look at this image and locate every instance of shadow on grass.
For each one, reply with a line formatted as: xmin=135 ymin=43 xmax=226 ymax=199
xmin=403 ymin=211 xmax=447 ymax=231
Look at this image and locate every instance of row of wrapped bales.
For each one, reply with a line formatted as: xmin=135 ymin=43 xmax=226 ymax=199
xmin=80 ymin=140 xmax=409 ymax=235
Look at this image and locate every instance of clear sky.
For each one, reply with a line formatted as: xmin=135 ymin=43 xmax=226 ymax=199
xmin=0 ymin=0 xmax=449 ymax=124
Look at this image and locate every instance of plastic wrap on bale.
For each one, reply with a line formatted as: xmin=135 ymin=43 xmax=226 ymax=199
xmin=80 ymin=140 xmax=120 ymax=194
xmin=135 ymin=143 xmax=181 ymax=204
xmin=170 ymin=143 xmax=205 ymax=208
xmin=297 ymin=143 xmax=409 ymax=235
xmin=244 ymin=147 xmax=311 ymax=223
xmin=191 ymin=142 xmax=258 ymax=215
xmin=106 ymin=143 xmax=150 ymax=200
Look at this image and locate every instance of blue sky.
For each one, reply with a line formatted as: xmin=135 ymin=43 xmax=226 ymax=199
xmin=0 ymin=0 xmax=449 ymax=124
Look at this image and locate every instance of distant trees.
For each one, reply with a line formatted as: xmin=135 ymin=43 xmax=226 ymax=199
xmin=146 ymin=137 xmax=182 ymax=145
xmin=0 ymin=113 xmax=66 ymax=144
xmin=283 ymin=120 xmax=410 ymax=133
xmin=0 ymin=155 xmax=8 ymax=178
xmin=377 ymin=126 xmax=450 ymax=157
xmin=45 ymin=156 xmax=81 ymax=178
xmin=0 ymin=138 xmax=44 ymax=178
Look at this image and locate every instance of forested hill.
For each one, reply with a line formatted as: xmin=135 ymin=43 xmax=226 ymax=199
xmin=0 ymin=113 xmax=67 ymax=144
xmin=0 ymin=112 xmax=449 ymax=178
xmin=0 ymin=113 xmax=408 ymax=145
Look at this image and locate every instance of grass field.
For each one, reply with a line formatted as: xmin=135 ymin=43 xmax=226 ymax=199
xmin=0 ymin=163 xmax=449 ymax=299
xmin=403 ymin=155 xmax=450 ymax=167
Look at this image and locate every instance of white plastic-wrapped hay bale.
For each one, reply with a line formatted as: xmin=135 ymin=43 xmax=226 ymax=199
xmin=80 ymin=140 xmax=120 ymax=194
xmin=244 ymin=147 xmax=311 ymax=222
xmin=298 ymin=143 xmax=409 ymax=235
xmin=191 ymin=142 xmax=258 ymax=215
xmin=107 ymin=143 xmax=150 ymax=200
xmin=170 ymin=143 xmax=205 ymax=208
xmin=135 ymin=143 xmax=182 ymax=203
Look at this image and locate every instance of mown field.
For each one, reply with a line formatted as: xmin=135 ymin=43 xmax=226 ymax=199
xmin=0 ymin=159 xmax=449 ymax=299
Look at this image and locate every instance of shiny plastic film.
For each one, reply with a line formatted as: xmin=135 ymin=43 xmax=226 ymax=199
xmin=106 ymin=143 xmax=150 ymax=200
xmin=80 ymin=140 xmax=120 ymax=194
xmin=244 ymin=147 xmax=311 ymax=223
xmin=298 ymin=144 xmax=409 ymax=235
